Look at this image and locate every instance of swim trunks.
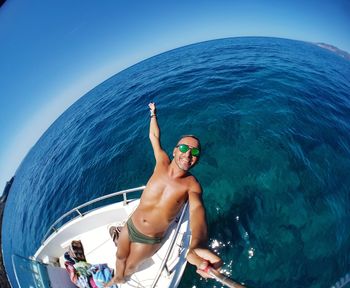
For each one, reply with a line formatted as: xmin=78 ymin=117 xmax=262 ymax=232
xmin=127 ymin=217 xmax=162 ymax=244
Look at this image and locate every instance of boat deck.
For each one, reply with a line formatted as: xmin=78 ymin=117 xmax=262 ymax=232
xmin=34 ymin=198 xmax=191 ymax=288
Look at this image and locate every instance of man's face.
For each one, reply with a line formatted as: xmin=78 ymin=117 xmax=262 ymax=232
xmin=173 ymin=137 xmax=200 ymax=171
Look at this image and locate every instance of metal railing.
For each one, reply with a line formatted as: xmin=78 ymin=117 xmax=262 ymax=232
xmin=41 ymin=186 xmax=146 ymax=244
xmin=151 ymin=201 xmax=189 ymax=288
xmin=12 ymin=254 xmax=50 ymax=288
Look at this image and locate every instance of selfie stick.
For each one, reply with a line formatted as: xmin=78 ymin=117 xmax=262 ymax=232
xmin=203 ymin=265 xmax=247 ymax=288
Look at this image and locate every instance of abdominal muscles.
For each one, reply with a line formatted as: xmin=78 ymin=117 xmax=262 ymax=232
xmin=132 ymin=191 xmax=186 ymax=236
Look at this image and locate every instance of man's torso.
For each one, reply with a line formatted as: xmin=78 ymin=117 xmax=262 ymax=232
xmin=131 ymin=162 xmax=196 ymax=237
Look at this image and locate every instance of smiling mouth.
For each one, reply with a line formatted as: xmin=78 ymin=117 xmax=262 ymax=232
xmin=180 ymin=157 xmax=191 ymax=166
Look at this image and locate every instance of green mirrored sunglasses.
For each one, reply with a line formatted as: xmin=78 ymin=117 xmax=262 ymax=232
xmin=176 ymin=144 xmax=200 ymax=157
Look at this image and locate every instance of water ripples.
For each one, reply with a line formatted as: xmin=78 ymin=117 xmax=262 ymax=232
xmin=3 ymin=37 xmax=350 ymax=288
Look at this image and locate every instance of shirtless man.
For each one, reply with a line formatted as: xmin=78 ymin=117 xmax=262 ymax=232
xmin=105 ymin=103 xmax=222 ymax=286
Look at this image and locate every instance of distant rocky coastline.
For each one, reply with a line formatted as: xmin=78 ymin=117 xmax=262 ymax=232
xmin=0 ymin=177 xmax=14 ymax=288
xmin=314 ymin=42 xmax=350 ymax=61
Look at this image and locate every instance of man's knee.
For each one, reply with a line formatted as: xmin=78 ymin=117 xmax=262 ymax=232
xmin=117 ymin=252 xmax=127 ymax=262
xmin=124 ymin=263 xmax=137 ymax=276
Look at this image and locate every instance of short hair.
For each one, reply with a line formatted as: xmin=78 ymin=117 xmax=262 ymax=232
xmin=177 ymin=134 xmax=201 ymax=150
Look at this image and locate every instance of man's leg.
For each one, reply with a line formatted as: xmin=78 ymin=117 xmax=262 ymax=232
xmin=113 ymin=225 xmax=131 ymax=282
xmin=124 ymin=242 xmax=161 ymax=277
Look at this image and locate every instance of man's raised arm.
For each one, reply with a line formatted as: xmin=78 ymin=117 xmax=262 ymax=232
xmin=148 ymin=103 xmax=169 ymax=163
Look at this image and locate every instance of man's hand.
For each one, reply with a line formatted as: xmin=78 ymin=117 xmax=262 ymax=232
xmin=187 ymin=247 xmax=223 ymax=278
xmin=148 ymin=102 xmax=156 ymax=116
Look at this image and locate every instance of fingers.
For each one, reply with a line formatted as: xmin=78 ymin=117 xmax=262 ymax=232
xmin=187 ymin=249 xmax=208 ymax=268
xmin=196 ymin=268 xmax=211 ymax=278
xmin=148 ymin=102 xmax=156 ymax=110
xmin=194 ymin=248 xmax=223 ymax=268
xmin=187 ymin=253 xmax=211 ymax=279
xmin=187 ymin=248 xmax=223 ymax=279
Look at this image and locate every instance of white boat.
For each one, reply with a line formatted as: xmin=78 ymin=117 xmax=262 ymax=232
xmin=12 ymin=186 xmax=191 ymax=288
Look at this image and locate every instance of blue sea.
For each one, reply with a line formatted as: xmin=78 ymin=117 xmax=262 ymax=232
xmin=2 ymin=37 xmax=350 ymax=288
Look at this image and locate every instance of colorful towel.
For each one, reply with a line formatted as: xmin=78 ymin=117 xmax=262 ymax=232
xmin=90 ymin=264 xmax=116 ymax=288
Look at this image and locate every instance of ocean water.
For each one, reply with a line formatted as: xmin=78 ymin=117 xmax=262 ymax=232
xmin=2 ymin=37 xmax=350 ymax=288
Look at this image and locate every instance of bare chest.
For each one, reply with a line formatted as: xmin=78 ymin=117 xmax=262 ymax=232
xmin=141 ymin=173 xmax=189 ymax=208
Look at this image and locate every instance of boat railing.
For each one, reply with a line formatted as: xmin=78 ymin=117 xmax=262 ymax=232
xmin=41 ymin=185 xmax=146 ymax=244
xmin=151 ymin=201 xmax=189 ymax=288
xmin=12 ymin=254 xmax=52 ymax=288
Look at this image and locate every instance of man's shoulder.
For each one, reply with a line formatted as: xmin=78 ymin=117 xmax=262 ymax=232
xmin=186 ymin=174 xmax=202 ymax=194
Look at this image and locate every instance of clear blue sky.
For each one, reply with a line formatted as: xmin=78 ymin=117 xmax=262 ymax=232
xmin=1 ymin=0 xmax=349 ymax=193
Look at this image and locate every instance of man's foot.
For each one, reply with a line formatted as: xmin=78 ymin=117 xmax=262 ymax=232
xmin=104 ymin=276 xmax=125 ymax=287
xmin=109 ymin=226 xmax=123 ymax=246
